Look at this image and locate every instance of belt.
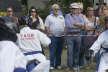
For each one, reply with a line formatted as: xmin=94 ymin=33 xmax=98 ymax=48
xmin=103 ymin=48 xmax=108 ymax=52
xmin=24 ymin=51 xmax=42 ymax=55
xmin=96 ymin=48 xmax=108 ymax=71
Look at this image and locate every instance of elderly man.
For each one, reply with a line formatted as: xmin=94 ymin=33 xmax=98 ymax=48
xmin=45 ymin=4 xmax=65 ymax=69
xmin=65 ymin=3 xmax=85 ymax=71
xmin=90 ymin=16 xmax=108 ymax=72
xmin=49 ymin=4 xmax=63 ymax=15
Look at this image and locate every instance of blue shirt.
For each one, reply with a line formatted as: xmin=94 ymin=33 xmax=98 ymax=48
xmin=65 ymin=13 xmax=85 ymax=33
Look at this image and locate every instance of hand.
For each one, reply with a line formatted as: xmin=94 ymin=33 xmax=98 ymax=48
xmin=89 ymin=50 xmax=95 ymax=57
xmin=95 ymin=31 xmax=100 ymax=36
xmin=61 ymin=32 xmax=66 ymax=36
xmin=73 ymin=23 xmax=82 ymax=28
xmin=47 ymin=32 xmax=53 ymax=36
xmin=85 ymin=26 xmax=95 ymax=31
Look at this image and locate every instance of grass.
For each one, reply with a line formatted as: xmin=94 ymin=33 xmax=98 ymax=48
xmin=44 ymin=48 xmax=96 ymax=72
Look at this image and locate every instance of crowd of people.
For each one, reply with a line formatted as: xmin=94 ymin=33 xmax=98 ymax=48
xmin=0 ymin=2 xmax=108 ymax=72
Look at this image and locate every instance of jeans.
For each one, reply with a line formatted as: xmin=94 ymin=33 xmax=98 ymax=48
xmin=49 ymin=36 xmax=64 ymax=67
xmin=66 ymin=36 xmax=82 ymax=68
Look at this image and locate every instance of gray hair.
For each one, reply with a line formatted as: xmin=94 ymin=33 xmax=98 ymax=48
xmin=51 ymin=4 xmax=60 ymax=10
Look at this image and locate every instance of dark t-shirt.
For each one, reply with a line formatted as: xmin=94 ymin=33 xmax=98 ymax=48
xmin=0 ymin=23 xmax=17 ymax=42
xmin=2 ymin=16 xmax=19 ymax=33
xmin=28 ymin=17 xmax=40 ymax=29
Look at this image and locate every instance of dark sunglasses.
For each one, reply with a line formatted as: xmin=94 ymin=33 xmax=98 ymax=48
xmin=7 ymin=10 xmax=13 ymax=12
xmin=103 ymin=9 xmax=107 ymax=10
xmin=31 ymin=11 xmax=36 ymax=13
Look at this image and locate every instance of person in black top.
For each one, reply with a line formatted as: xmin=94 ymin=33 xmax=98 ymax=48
xmin=19 ymin=7 xmax=45 ymax=31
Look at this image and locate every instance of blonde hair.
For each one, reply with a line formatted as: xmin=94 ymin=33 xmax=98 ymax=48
xmin=99 ymin=15 xmax=105 ymax=25
xmin=101 ymin=5 xmax=108 ymax=11
xmin=99 ymin=6 xmax=108 ymax=25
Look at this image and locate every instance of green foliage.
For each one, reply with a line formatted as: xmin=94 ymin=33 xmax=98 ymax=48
xmin=22 ymin=0 xmax=95 ymax=20
xmin=37 ymin=8 xmax=50 ymax=20
xmin=21 ymin=0 xmax=28 ymax=6
xmin=38 ymin=0 xmax=95 ymax=18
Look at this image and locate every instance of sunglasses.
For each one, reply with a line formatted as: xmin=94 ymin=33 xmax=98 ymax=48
xmin=31 ymin=11 xmax=36 ymax=13
xmin=7 ymin=10 xmax=13 ymax=12
xmin=103 ymin=9 xmax=107 ymax=10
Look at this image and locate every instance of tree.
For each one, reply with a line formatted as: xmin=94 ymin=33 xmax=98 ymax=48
xmin=47 ymin=0 xmax=94 ymax=13
xmin=20 ymin=0 xmax=28 ymax=11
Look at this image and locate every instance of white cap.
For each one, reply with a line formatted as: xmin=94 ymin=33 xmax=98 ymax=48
xmin=77 ymin=2 xmax=83 ymax=9
xmin=70 ymin=3 xmax=80 ymax=9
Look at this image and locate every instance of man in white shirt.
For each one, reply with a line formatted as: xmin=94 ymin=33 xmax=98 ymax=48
xmin=45 ymin=4 xmax=65 ymax=69
xmin=17 ymin=22 xmax=51 ymax=72
xmin=90 ymin=16 xmax=108 ymax=72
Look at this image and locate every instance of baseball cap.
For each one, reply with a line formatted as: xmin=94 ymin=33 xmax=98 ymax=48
xmin=70 ymin=3 xmax=80 ymax=9
xmin=78 ymin=2 xmax=83 ymax=9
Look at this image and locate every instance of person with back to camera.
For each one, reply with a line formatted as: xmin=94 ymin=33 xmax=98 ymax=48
xmin=90 ymin=16 xmax=108 ymax=72
xmin=17 ymin=16 xmax=51 ymax=72
xmin=0 ymin=18 xmax=28 ymax=72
